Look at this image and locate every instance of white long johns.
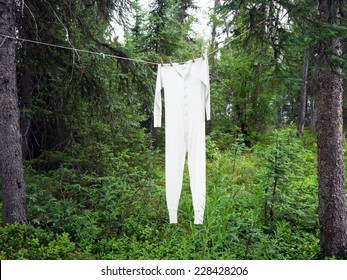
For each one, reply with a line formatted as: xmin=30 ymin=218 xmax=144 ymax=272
xmin=154 ymin=57 xmax=210 ymax=224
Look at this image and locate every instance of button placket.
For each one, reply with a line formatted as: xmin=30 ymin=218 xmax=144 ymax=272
xmin=183 ymin=80 xmax=189 ymax=140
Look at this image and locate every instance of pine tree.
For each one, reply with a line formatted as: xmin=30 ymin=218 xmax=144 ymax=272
xmin=315 ymin=0 xmax=347 ymax=259
xmin=0 ymin=0 xmax=27 ymax=225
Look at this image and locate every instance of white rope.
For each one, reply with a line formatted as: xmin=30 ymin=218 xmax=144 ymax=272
xmin=0 ymin=36 xmax=7 ymax=47
xmin=0 ymin=33 xmax=158 ymax=65
xmin=0 ymin=20 xmax=266 ymax=65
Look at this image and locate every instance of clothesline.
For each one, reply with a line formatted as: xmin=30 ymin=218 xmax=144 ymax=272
xmin=0 ymin=20 xmax=265 ymax=65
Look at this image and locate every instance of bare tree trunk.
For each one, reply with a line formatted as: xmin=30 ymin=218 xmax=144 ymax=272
xmin=177 ymin=0 xmax=192 ymax=24
xmin=211 ymin=0 xmax=220 ymax=43
xmin=309 ymin=97 xmax=317 ymax=132
xmin=19 ymin=68 xmax=33 ymax=160
xmin=210 ymin=0 xmax=220 ymax=63
xmin=0 ymin=0 xmax=27 ymax=225
xmin=316 ymin=0 xmax=347 ymax=259
xmin=297 ymin=50 xmax=309 ymax=138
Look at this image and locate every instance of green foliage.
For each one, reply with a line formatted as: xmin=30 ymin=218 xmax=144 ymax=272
xmin=25 ymin=141 xmax=159 ymax=245
xmin=253 ymin=126 xmax=318 ymax=227
xmin=206 ymin=136 xmax=221 ymax=161
xmin=209 ymin=39 xmax=285 ymax=146
xmin=0 ymin=223 xmax=26 ymax=259
xmin=0 ymin=127 xmax=322 ymax=260
xmin=0 ymin=224 xmax=75 ymax=260
xmin=5 ymin=0 xmax=343 ymax=261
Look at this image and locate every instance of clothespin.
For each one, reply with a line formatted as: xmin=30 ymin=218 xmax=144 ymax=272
xmin=192 ymin=54 xmax=195 ymax=62
xmin=160 ymin=56 xmax=164 ymax=66
xmin=169 ymin=57 xmax=173 ymax=66
xmin=202 ymin=53 xmax=205 ymax=60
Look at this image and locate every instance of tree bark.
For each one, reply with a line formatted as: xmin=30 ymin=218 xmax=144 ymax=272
xmin=0 ymin=0 xmax=27 ymax=225
xmin=316 ymin=0 xmax=347 ymax=259
xmin=297 ymin=50 xmax=309 ymax=138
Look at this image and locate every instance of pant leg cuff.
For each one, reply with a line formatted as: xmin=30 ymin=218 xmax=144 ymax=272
xmin=194 ymin=210 xmax=204 ymax=224
xmin=169 ymin=210 xmax=178 ymax=224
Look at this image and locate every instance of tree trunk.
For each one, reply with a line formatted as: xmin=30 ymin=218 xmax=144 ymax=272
xmin=309 ymin=97 xmax=317 ymax=132
xmin=211 ymin=0 xmax=220 ymax=43
xmin=19 ymin=68 xmax=33 ymax=160
xmin=210 ymin=0 xmax=220 ymax=63
xmin=177 ymin=0 xmax=192 ymax=24
xmin=316 ymin=0 xmax=347 ymax=259
xmin=297 ymin=50 xmax=309 ymax=138
xmin=0 ymin=0 xmax=27 ymax=225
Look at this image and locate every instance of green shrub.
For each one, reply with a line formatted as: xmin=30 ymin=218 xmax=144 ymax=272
xmin=0 ymin=224 xmax=76 ymax=259
xmin=0 ymin=127 xmax=318 ymax=260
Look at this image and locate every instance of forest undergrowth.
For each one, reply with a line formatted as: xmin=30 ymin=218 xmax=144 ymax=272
xmin=0 ymin=126 xmax=326 ymax=259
